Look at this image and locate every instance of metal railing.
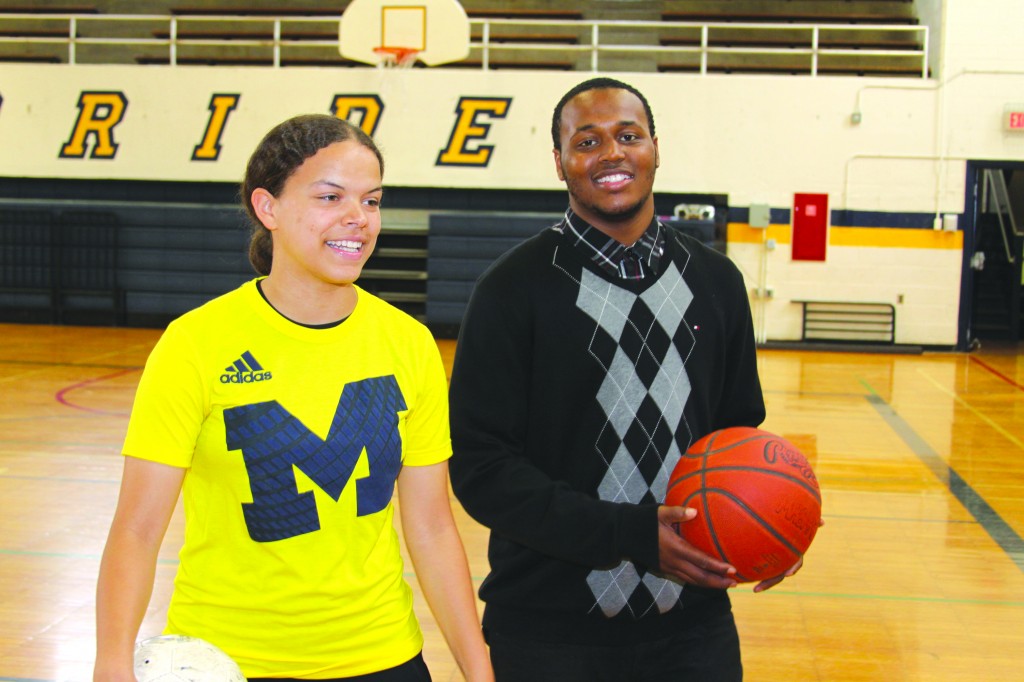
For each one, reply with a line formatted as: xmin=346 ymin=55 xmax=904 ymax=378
xmin=982 ymin=168 xmax=1023 ymax=264
xmin=0 ymin=12 xmax=929 ymax=76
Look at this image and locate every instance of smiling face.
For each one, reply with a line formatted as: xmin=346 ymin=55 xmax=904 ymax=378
xmin=252 ymin=139 xmax=383 ymax=293
xmin=554 ymin=87 xmax=660 ymax=244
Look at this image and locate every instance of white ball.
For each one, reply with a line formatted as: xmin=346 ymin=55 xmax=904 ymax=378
xmin=134 ymin=635 xmax=246 ymax=682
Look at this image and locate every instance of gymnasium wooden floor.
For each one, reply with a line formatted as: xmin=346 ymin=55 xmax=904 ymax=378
xmin=1 ymin=322 xmax=1022 ymax=681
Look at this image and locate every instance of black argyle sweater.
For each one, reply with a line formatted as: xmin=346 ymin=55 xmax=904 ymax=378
xmin=449 ymin=221 xmax=766 ymax=645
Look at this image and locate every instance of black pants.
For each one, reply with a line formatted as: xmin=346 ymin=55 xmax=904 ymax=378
xmin=487 ymin=610 xmax=742 ymax=682
xmin=247 ymin=652 xmax=432 ymax=682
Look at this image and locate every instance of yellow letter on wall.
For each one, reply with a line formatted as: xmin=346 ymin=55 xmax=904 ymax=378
xmin=60 ymin=91 xmax=128 ymax=159
xmin=332 ymin=95 xmax=385 ymax=137
xmin=192 ymin=93 xmax=241 ymax=161
xmin=437 ymin=97 xmax=511 ymax=167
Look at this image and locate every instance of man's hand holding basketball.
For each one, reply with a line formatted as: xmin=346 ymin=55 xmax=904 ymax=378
xmin=751 ymin=517 xmax=824 ymax=593
xmin=656 ymin=505 xmax=738 ymax=590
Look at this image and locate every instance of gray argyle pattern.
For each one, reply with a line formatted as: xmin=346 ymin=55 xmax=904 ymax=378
xmin=574 ymin=261 xmax=695 ymax=618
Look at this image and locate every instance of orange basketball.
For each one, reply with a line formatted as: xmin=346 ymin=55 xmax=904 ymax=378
xmin=665 ymin=426 xmax=821 ymax=583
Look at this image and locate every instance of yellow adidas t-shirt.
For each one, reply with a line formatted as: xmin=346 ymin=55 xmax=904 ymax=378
xmin=122 ymin=279 xmax=451 ymax=678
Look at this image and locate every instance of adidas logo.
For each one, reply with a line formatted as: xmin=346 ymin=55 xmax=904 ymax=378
xmin=220 ymin=351 xmax=273 ymax=384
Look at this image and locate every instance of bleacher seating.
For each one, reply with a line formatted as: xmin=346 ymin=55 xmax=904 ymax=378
xmin=0 ymin=5 xmax=97 ymax=13
xmin=55 ymin=210 xmax=125 ymax=326
xmin=657 ymin=0 xmax=925 ymax=76
xmin=0 ymin=208 xmax=124 ymax=325
xmin=0 ymin=1 xmax=925 ymax=75
xmin=426 ymin=213 xmax=554 ymax=336
xmin=463 ymin=5 xmax=585 ymax=29
xmin=151 ymin=28 xmax=336 ymax=42
xmin=463 ymin=6 xmax=583 ymax=70
xmin=0 ymin=7 xmax=85 ymax=64
xmin=0 ymin=210 xmax=56 ymax=324
xmin=0 ymin=199 xmax=430 ymax=327
xmin=169 ymin=6 xmax=345 ymax=16
xmin=660 ymin=0 xmax=917 ymax=25
xmin=446 ymin=59 xmax=574 ymax=71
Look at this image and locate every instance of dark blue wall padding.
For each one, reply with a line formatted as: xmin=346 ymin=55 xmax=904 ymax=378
xmin=426 ymin=212 xmax=560 ymax=328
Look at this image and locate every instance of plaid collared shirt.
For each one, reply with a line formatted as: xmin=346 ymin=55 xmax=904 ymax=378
xmin=559 ymin=208 xmax=665 ymax=281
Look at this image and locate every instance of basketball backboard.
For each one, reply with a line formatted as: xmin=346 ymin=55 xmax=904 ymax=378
xmin=339 ymin=0 xmax=470 ymax=67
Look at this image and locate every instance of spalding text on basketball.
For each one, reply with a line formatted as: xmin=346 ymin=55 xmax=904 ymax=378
xmin=763 ymin=440 xmax=818 ymax=484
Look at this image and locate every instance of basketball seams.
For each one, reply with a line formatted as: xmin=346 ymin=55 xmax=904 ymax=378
xmin=682 ymin=488 xmax=803 ymax=583
xmin=703 ymin=487 xmax=807 ymax=557
xmin=668 ymin=481 xmax=813 ymax=578
xmin=698 ymin=488 xmax=721 ymax=566
xmin=673 ymin=486 xmax=737 ymax=578
xmin=694 ymin=446 xmax=743 ymax=582
xmin=667 ymin=465 xmax=821 ymax=502
xmin=702 ymin=488 xmax=805 ymax=582
xmin=691 ymin=434 xmax=774 ymax=457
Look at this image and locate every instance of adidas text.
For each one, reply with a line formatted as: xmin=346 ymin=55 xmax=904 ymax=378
xmin=220 ymin=370 xmax=273 ymax=384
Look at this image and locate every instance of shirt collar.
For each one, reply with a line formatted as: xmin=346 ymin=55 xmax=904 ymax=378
xmin=561 ymin=207 xmax=665 ymax=280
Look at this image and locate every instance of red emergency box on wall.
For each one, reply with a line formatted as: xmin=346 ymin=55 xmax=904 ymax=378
xmin=792 ymin=193 xmax=828 ymax=261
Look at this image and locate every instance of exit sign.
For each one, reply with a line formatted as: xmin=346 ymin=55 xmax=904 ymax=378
xmin=1005 ymin=105 xmax=1024 ymax=131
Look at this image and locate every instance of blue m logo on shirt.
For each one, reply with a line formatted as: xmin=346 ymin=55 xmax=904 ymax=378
xmin=224 ymin=375 xmax=406 ymax=542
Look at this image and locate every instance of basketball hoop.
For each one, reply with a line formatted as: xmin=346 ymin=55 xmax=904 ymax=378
xmin=373 ymin=46 xmax=420 ymax=68
xmin=339 ymin=0 xmax=470 ymax=67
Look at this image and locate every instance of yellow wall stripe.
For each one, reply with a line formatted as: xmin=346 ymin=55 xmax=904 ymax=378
xmin=727 ymin=224 xmax=963 ymax=249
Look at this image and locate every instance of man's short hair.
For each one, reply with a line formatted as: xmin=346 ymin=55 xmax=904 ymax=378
xmin=551 ymin=77 xmax=656 ymax=150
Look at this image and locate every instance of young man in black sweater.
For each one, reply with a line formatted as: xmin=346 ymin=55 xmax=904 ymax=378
xmin=449 ymin=78 xmax=798 ymax=681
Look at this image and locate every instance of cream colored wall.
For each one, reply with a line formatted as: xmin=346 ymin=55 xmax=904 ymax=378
xmin=729 ymin=226 xmax=963 ymax=346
